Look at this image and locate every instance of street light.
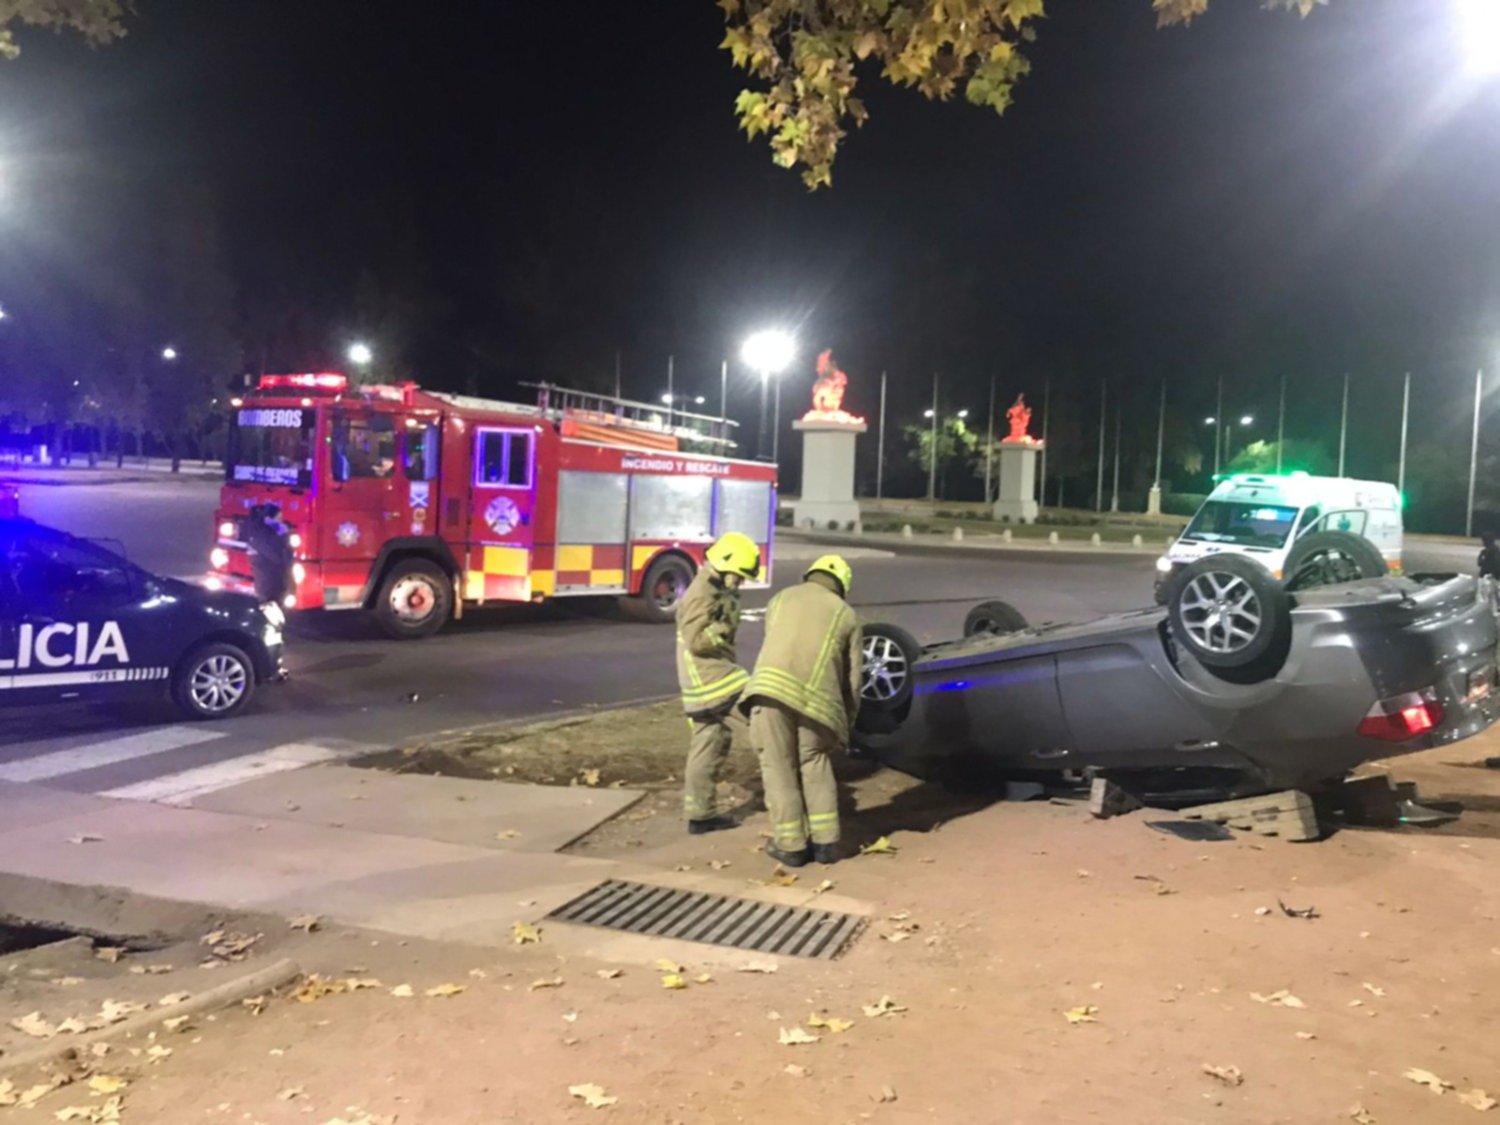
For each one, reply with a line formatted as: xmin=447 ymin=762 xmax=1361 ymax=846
xmin=1457 ymin=0 xmax=1500 ymax=76
xmin=741 ymin=329 xmax=796 ymax=462
xmin=162 ymin=346 xmax=178 ymax=361
xmin=347 ymin=342 xmax=373 ymax=367
xmin=1239 ymin=414 xmax=1254 ymax=427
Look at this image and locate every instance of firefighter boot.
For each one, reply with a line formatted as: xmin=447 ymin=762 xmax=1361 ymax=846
xmin=812 ymin=843 xmax=840 ymax=865
xmin=766 ymin=843 xmax=812 ymax=868
xmin=688 ymin=816 xmax=734 ymax=835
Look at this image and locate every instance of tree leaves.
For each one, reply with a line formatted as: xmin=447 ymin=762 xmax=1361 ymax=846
xmin=0 ymin=1 xmax=130 ymax=61
xmin=723 ymin=0 xmax=1332 ymax=187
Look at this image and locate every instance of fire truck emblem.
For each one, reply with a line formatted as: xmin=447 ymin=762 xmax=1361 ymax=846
xmin=484 ymin=496 xmax=522 ymax=536
xmin=336 ymin=521 xmax=361 ymax=548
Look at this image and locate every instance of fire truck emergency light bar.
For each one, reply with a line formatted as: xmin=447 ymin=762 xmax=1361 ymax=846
xmin=258 ymin=373 xmax=349 ymax=393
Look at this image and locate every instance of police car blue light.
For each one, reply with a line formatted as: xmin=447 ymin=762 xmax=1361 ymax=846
xmin=2 ymin=517 xmax=286 ymax=720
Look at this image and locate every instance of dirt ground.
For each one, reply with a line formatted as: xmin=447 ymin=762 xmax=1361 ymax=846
xmin=7 ymin=718 xmax=1500 ymax=1125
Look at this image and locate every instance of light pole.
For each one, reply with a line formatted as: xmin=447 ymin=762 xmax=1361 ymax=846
xmin=1337 ymin=372 xmax=1349 ymax=477
xmin=1149 ymin=378 xmax=1165 ymax=516
xmin=740 ymin=330 xmax=795 ymax=463
xmin=923 ymin=401 xmax=968 ymax=501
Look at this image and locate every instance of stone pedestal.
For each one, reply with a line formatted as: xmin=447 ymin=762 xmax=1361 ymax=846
xmin=791 ymin=417 xmax=867 ymax=530
xmin=1147 ymin=484 xmax=1162 ymax=517
xmin=992 ymin=440 xmax=1042 ymax=524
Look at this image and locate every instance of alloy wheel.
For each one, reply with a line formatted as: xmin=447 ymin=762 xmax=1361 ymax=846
xmin=1178 ymin=571 xmax=1264 ymax=655
xmin=189 ymin=654 xmax=248 ymax=715
xmin=861 ymin=634 xmax=909 ymax=702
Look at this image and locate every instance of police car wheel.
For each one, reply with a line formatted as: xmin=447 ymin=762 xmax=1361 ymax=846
xmin=375 ymin=558 xmax=452 ymax=639
xmin=172 ymin=643 xmax=256 ymax=720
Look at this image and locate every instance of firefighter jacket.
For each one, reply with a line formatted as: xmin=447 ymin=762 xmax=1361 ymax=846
xmin=742 ymin=578 xmax=864 ymax=742
xmin=676 ymin=567 xmax=749 ymax=717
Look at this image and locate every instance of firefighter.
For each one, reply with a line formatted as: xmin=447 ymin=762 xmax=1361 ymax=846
xmin=677 ymin=531 xmax=761 ymax=834
xmin=742 ymin=554 xmax=862 ymax=868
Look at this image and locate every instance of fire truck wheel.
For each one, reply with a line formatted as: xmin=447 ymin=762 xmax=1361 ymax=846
xmin=375 ymin=558 xmax=453 ymax=639
xmin=632 ymin=554 xmax=696 ymax=623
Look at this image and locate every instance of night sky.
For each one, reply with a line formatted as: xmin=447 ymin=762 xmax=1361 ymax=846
xmin=1 ymin=1 xmax=1498 ymax=505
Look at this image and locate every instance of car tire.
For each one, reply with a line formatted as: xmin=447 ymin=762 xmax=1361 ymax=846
xmin=630 ymin=554 xmax=695 ymax=623
xmin=172 ymin=642 xmax=256 ymax=721
xmin=375 ymin=558 xmax=452 ymax=639
xmin=1168 ymin=554 xmax=1291 ymax=680
xmin=1283 ymin=530 xmax=1386 ymax=592
xmin=860 ymin=622 xmax=921 ymax=714
xmin=963 ymin=599 xmax=1029 ymax=637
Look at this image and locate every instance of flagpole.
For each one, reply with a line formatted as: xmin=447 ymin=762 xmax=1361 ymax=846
xmin=1095 ymin=379 xmax=1106 ymax=513
xmin=876 ymin=370 xmax=887 ymax=500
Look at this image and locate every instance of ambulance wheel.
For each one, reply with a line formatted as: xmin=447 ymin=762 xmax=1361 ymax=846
xmin=632 ymin=554 xmax=695 ymax=623
xmin=375 ymin=558 xmax=452 ymax=639
xmin=172 ymin=642 xmax=256 ymax=721
xmin=1283 ymin=531 xmax=1386 ymax=592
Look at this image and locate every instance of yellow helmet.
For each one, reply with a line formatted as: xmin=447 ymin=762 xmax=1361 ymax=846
xmin=803 ymin=554 xmax=852 ymax=597
xmin=705 ymin=531 xmax=762 ymax=579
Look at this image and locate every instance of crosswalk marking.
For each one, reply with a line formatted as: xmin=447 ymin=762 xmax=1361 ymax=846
xmin=0 ymin=726 xmax=226 ymax=783
xmin=100 ymin=742 xmax=344 ymax=806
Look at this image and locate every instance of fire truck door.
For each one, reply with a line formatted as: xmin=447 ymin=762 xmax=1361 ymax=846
xmin=468 ymin=426 xmax=537 ymax=601
xmin=325 ymin=412 xmax=402 ymax=575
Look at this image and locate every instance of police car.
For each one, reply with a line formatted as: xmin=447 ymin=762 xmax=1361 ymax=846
xmin=1 ymin=517 xmax=286 ymax=719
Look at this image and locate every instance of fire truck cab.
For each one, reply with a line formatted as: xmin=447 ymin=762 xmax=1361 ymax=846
xmin=208 ymin=373 xmax=776 ymax=638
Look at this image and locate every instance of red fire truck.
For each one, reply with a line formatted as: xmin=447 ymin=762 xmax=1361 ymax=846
xmin=206 ymin=373 xmax=777 ymax=638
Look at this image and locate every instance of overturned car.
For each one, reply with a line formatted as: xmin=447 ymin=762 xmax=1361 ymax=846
xmin=854 ymin=542 xmax=1499 ymax=798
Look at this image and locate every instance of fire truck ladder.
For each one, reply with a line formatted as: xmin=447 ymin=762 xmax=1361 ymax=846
xmin=524 ymin=383 xmax=739 ymax=452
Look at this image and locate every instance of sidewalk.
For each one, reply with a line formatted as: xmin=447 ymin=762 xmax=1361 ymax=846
xmin=0 ymin=459 xmax=221 ymax=486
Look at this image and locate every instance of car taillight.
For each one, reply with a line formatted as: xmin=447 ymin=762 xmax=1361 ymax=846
xmin=1357 ymin=691 xmax=1444 ymax=741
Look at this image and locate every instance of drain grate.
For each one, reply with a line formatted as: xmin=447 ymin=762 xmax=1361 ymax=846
xmin=547 ymin=879 xmax=867 ymax=960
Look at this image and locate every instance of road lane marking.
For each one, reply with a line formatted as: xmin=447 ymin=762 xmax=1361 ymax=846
xmin=100 ymin=742 xmax=343 ymax=806
xmin=0 ymin=726 xmax=226 ymax=783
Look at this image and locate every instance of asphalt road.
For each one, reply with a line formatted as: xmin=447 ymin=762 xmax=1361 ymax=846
xmin=0 ymin=478 xmax=1482 ymax=798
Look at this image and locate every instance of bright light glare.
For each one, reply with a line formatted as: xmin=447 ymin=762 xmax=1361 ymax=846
xmin=1457 ymin=0 xmax=1500 ymax=76
xmin=740 ymin=330 xmax=795 ymax=376
xmin=347 ymin=342 xmax=373 ymax=365
xmin=1204 ymin=416 xmax=1217 ymax=426
xmin=161 ymin=346 xmax=178 ymax=361
xmin=923 ymin=409 xmax=935 ymax=418
xmin=957 ymin=409 xmax=970 ymax=419
xmin=660 ymin=393 xmax=673 ymax=404
xmin=1239 ymin=414 xmax=1254 ymax=426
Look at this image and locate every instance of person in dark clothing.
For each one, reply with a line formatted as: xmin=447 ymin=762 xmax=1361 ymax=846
xmin=243 ymin=503 xmax=293 ymax=604
xmin=1479 ymin=533 xmax=1500 ymax=581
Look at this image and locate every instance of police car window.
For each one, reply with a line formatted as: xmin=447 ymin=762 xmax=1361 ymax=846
xmin=9 ymin=533 xmax=137 ymax=613
xmin=476 ymin=429 xmax=533 ymax=488
xmin=332 ymin=415 xmax=397 ymax=481
xmin=403 ymin=421 xmax=438 ymax=482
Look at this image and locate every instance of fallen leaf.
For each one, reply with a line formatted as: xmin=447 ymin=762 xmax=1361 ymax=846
xmin=97 ymin=998 xmax=144 ymax=1023
xmin=1201 ymin=1064 xmax=1244 ymax=1087
xmin=51 ymin=976 xmax=84 ymax=986
xmin=129 ymin=965 xmax=173 ymax=976
xmin=768 ymin=866 xmax=798 ymax=888
xmin=1277 ymin=898 xmax=1320 ymax=919
xmin=1063 ymin=1006 xmax=1099 ymax=1024
xmin=425 ymin=983 xmax=466 ymax=998
xmin=10 ymin=1011 xmax=57 ymax=1038
xmin=654 ymin=959 xmax=684 ymax=973
xmin=87 ymin=1076 xmax=128 ymax=1095
xmin=94 ymin=947 xmax=123 ymax=964
xmin=807 ymin=1013 xmax=853 ymax=1034
xmin=530 ymin=977 xmax=564 ymax=991
xmin=778 ymin=1026 xmax=820 ymax=1046
xmin=568 ymin=1083 xmax=617 ymax=1109
xmin=293 ymin=975 xmax=343 ymax=1003
xmin=146 ymin=1045 xmax=173 ymax=1063
xmin=694 ymin=973 xmax=714 ymax=984
xmin=1459 ymin=1089 xmax=1498 ymax=1112
xmin=861 ymin=996 xmax=908 ymax=1018
xmin=288 ymin=914 xmax=321 ymax=933
xmin=1295 ymin=1031 xmax=1317 ymax=1040
xmin=875 ymin=1086 xmax=898 ymax=1103
xmin=562 ymin=1011 xmax=579 ymax=1023
xmin=1249 ymin=990 xmax=1306 ymax=1009
xmin=18 ymin=1083 xmax=57 ymax=1109
xmin=661 ymin=974 xmax=687 ymax=990
xmin=56 ymin=1017 xmax=91 ymax=1034
xmin=812 ymin=879 xmax=835 ymax=895
xmin=673 ymin=864 xmax=692 ymax=872
xmin=513 ymin=921 xmax=542 ymax=945
xmin=1405 ymin=1067 xmax=1454 ymax=1094
xmin=1349 ymin=1104 xmax=1376 ymax=1124
xmin=277 ymin=1087 xmax=305 ymax=1102
xmin=579 ymin=768 xmax=601 ymax=786
xmin=54 ymin=1108 xmax=98 ymax=1122
xmin=342 ymin=977 xmax=383 ymax=991
xmin=709 ymin=860 xmax=732 ymax=870
xmin=738 ymin=960 xmax=779 ymax=974
xmin=389 ymin=984 xmax=414 ymax=998
xmin=783 ymin=1064 xmax=810 ymax=1078
xmin=68 ymin=833 xmax=103 ymax=845
xmin=495 ymin=829 xmax=522 ymax=840
xmin=860 ymin=836 xmax=897 ymax=856
xmin=157 ymin=991 xmax=192 ymax=1007
xmin=162 ymin=1016 xmax=191 ymax=1032
xmin=596 ymin=969 xmax=623 ymax=980
xmin=1361 ymin=982 xmax=1386 ymax=998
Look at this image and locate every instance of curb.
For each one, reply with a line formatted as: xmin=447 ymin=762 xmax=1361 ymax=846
xmin=0 ymin=957 xmax=302 ymax=1080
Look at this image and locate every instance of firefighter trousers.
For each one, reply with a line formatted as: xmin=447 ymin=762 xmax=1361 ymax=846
xmin=750 ymin=700 xmax=840 ymax=851
xmin=684 ymin=705 xmax=748 ymax=822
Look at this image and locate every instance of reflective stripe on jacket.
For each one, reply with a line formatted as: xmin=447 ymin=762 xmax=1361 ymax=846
xmin=676 ymin=566 xmax=748 ymax=716
xmin=742 ymin=579 xmax=863 ymax=742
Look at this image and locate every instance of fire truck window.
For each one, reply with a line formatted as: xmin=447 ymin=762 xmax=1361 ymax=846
xmin=332 ymin=416 xmax=397 ymax=482
xmin=476 ymin=430 xmax=533 ymax=488
xmin=403 ymin=422 xmax=438 ymax=482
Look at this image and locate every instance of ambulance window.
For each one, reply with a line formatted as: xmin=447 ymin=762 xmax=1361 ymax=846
xmin=332 ymin=415 xmax=397 ymax=481
xmin=403 ymin=421 xmax=438 ymax=482
xmin=476 ymin=429 xmax=533 ymax=488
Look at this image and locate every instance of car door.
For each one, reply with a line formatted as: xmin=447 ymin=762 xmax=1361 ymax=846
xmin=322 ymin=409 xmax=403 ymax=586
xmin=7 ymin=528 xmax=165 ymax=704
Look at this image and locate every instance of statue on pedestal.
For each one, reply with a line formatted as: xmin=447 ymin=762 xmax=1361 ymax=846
xmin=1004 ymin=394 xmax=1038 ymax=445
xmin=801 ymin=350 xmax=865 ymax=426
